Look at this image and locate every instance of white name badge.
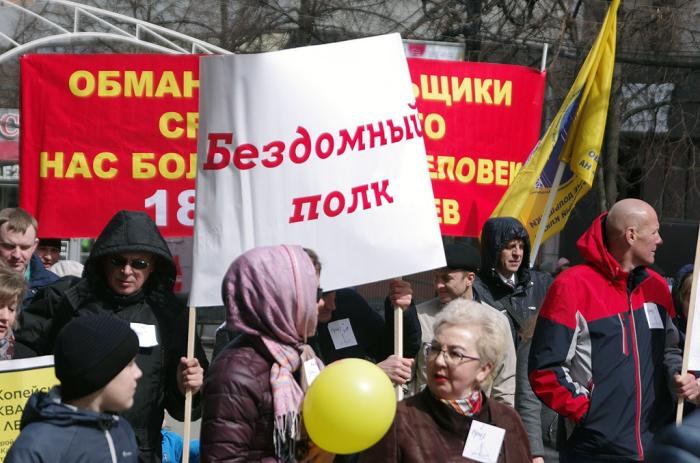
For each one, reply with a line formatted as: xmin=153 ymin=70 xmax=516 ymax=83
xmin=302 ymin=358 xmax=321 ymax=387
xmin=130 ymin=323 xmax=159 ymax=347
xmin=644 ymin=303 xmax=664 ymax=330
xmin=327 ymin=318 xmax=358 ymax=350
xmin=462 ymin=420 xmax=505 ymax=463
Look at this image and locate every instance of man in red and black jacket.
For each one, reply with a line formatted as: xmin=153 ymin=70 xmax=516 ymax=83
xmin=529 ymin=198 xmax=699 ymax=462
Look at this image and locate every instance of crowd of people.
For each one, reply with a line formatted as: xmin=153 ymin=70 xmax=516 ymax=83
xmin=0 ymin=197 xmax=698 ymax=463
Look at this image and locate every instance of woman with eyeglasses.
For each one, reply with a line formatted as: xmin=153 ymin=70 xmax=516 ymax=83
xmin=361 ymin=298 xmax=531 ymax=462
xmin=200 ymin=245 xmax=328 ymax=463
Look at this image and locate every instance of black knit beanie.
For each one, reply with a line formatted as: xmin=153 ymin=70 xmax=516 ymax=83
xmin=54 ymin=314 xmax=139 ymax=401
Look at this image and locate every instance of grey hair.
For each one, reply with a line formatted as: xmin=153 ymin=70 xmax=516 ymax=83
xmin=432 ymin=299 xmax=508 ymax=387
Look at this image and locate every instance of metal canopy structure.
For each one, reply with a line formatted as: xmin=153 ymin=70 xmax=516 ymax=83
xmin=0 ymin=0 xmax=232 ymax=65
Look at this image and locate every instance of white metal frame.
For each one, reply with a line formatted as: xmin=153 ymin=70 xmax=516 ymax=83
xmin=0 ymin=0 xmax=232 ymax=64
xmin=0 ymin=0 xmax=232 ymax=265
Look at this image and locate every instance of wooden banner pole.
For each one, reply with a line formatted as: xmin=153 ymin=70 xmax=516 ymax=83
xmin=182 ymin=306 xmax=196 ymax=462
xmin=676 ymin=226 xmax=700 ymax=425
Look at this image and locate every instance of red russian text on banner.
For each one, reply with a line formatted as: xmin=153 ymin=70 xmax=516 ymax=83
xmin=409 ymin=58 xmax=546 ymax=237
xmin=190 ymin=34 xmax=445 ymax=307
xmin=20 ymin=54 xmax=199 ymax=238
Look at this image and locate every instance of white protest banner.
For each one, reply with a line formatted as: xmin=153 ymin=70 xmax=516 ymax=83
xmin=190 ymin=33 xmax=445 ymax=307
xmin=0 ymin=356 xmax=57 ymax=459
xmin=677 ymin=228 xmax=699 ymax=423
xmin=682 ymin=228 xmax=700 ymax=370
xmin=687 ymin=270 xmax=700 ymax=369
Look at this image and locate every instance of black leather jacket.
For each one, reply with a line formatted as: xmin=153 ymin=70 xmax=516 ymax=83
xmin=18 ymin=211 xmax=208 ymax=463
xmin=474 ymin=217 xmax=552 ymax=346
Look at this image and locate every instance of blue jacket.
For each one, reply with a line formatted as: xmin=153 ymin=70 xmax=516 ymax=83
xmin=648 ymin=409 xmax=700 ymax=462
xmin=161 ymin=429 xmax=200 ymax=463
xmin=23 ymin=253 xmax=59 ymax=310
xmin=6 ymin=387 xmax=138 ymax=462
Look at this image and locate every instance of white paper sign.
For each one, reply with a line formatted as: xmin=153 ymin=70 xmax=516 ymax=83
xmin=327 ymin=318 xmax=358 ymax=350
xmin=130 ymin=323 xmax=159 ymax=348
xmin=684 ymin=265 xmax=700 ymax=370
xmin=462 ymin=420 xmax=505 ymax=463
xmin=190 ymin=33 xmax=445 ymax=307
xmin=0 ymin=355 xmax=54 ymax=372
xmin=643 ymin=302 xmax=664 ymax=330
xmin=302 ymin=358 xmax=321 ymax=387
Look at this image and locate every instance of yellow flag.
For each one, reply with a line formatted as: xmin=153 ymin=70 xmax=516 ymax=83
xmin=490 ymin=0 xmax=618 ymax=244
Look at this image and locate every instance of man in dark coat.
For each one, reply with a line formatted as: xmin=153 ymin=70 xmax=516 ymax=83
xmin=312 ymin=287 xmax=421 ymax=370
xmin=473 ymin=216 xmax=552 ymax=346
xmin=17 ymin=210 xmax=208 ymax=463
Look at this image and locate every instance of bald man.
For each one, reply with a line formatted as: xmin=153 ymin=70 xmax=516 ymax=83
xmin=528 ymin=199 xmax=697 ymax=462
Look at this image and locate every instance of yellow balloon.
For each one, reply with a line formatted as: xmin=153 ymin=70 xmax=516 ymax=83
xmin=302 ymin=358 xmax=397 ymax=454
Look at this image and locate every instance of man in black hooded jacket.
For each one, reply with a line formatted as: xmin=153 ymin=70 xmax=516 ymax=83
xmin=473 ymin=217 xmax=555 ymax=462
xmin=473 ymin=217 xmax=553 ymax=346
xmin=17 ymin=210 xmax=208 ymax=463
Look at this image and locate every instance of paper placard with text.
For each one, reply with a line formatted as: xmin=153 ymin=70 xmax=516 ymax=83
xmin=0 ymin=356 xmax=58 ymax=460
xmin=190 ymin=34 xmax=444 ymax=306
xmin=685 ymin=266 xmax=700 ymax=370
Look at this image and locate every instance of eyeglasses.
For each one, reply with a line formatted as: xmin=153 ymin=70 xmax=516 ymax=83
xmin=424 ymin=342 xmax=480 ymax=366
xmin=109 ymin=256 xmax=151 ymax=270
xmin=316 ymin=287 xmax=324 ymax=302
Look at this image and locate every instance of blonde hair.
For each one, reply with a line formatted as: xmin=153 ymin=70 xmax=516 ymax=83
xmin=0 ymin=207 xmax=38 ymax=235
xmin=432 ymin=299 xmax=507 ymax=387
xmin=0 ymin=264 xmax=27 ymax=329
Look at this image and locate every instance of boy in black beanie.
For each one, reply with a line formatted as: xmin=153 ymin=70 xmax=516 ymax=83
xmin=6 ymin=314 xmax=142 ymax=462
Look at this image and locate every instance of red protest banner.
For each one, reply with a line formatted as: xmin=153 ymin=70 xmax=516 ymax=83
xmin=20 ymin=54 xmax=198 ymax=237
xmin=20 ymin=54 xmax=543 ymax=239
xmin=409 ymin=58 xmax=545 ymax=237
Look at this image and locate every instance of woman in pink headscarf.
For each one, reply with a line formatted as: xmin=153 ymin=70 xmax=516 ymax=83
xmin=200 ymin=245 xmax=324 ymax=463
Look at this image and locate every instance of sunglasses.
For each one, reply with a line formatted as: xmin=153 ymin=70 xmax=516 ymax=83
xmin=109 ymin=256 xmax=151 ymax=270
xmin=316 ymin=287 xmax=324 ymax=302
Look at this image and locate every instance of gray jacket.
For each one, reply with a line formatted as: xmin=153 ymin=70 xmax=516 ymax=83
xmin=515 ymin=339 xmax=558 ymax=458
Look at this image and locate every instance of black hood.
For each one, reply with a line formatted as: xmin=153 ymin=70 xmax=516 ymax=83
xmin=479 ymin=217 xmax=531 ymax=285
xmin=83 ymin=210 xmax=175 ymax=293
xmin=20 ymin=387 xmax=117 ymax=430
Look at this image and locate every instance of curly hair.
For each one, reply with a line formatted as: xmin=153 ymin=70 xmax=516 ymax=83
xmin=432 ymin=299 xmax=508 ymax=387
